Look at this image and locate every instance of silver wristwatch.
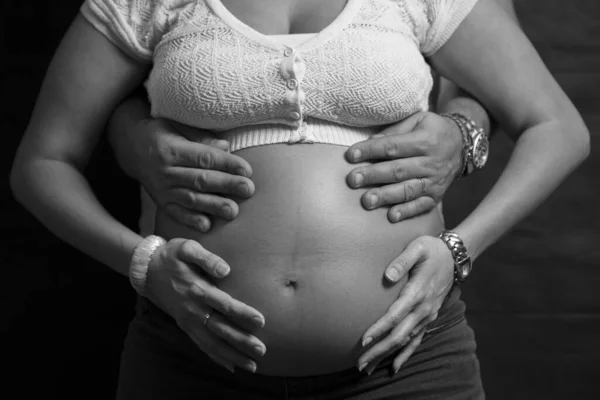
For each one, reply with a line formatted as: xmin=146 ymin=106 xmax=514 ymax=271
xmin=438 ymin=230 xmax=472 ymax=284
xmin=441 ymin=113 xmax=489 ymax=178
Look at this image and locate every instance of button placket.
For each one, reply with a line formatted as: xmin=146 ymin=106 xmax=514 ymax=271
xmin=280 ymin=48 xmax=306 ymax=135
xmin=288 ymin=111 xmax=301 ymax=120
xmin=286 ymin=79 xmax=298 ymax=90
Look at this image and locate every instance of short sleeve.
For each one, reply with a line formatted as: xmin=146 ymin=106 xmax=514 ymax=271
xmin=81 ymin=0 xmax=167 ymax=61
xmin=419 ymin=0 xmax=479 ymax=57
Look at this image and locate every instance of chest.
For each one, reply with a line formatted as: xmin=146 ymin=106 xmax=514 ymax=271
xmin=147 ymin=0 xmax=434 ymax=130
xmin=218 ymin=0 xmax=347 ymax=34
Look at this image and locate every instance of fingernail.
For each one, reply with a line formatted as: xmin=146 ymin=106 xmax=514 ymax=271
xmin=237 ymin=183 xmax=250 ymax=197
xmin=385 ymin=268 xmax=400 ymax=282
xmin=252 ymin=316 xmax=265 ymax=327
xmin=358 ymin=362 xmax=368 ymax=372
xmin=221 ymin=205 xmax=233 ymax=218
xmin=394 ymin=365 xmax=401 ymax=375
xmin=351 ymin=149 xmax=362 ymax=161
xmin=246 ymin=361 xmax=257 ymax=373
xmin=391 ymin=211 xmax=402 ymax=222
xmin=222 ymin=363 xmax=235 ymax=373
xmin=216 ymin=263 xmax=230 ymax=277
xmin=235 ymin=168 xmax=248 ymax=177
xmin=368 ymin=194 xmax=378 ymax=208
xmin=254 ymin=345 xmax=266 ymax=357
xmin=367 ymin=364 xmax=377 ymax=376
xmin=362 ymin=337 xmax=373 ymax=347
xmin=353 ymin=173 xmax=364 ymax=187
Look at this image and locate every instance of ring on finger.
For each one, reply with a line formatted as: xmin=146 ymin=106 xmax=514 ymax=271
xmin=408 ymin=326 xmax=423 ymax=341
xmin=418 ymin=178 xmax=426 ymax=195
xmin=203 ymin=309 xmax=213 ymax=326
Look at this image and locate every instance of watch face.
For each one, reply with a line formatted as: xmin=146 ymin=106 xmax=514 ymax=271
xmin=472 ymin=132 xmax=489 ymax=170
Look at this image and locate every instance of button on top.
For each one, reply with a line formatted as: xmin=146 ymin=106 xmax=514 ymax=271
xmin=286 ymin=79 xmax=298 ymax=90
xmin=288 ymin=111 xmax=301 ymax=120
xmin=283 ymin=48 xmax=294 ymax=57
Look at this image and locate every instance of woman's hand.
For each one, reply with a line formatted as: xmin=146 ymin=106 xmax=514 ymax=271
xmin=146 ymin=238 xmax=266 ymax=373
xmin=346 ymin=111 xmax=463 ymax=222
xmin=116 ymin=116 xmax=255 ymax=232
xmin=357 ymin=235 xmax=455 ymax=374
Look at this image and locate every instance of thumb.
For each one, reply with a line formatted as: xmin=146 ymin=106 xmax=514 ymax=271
xmin=373 ymin=112 xmax=424 ymax=138
xmin=206 ymin=138 xmax=231 ymax=152
xmin=385 ymin=240 xmax=425 ymax=283
xmin=167 ymin=120 xmax=223 ymax=145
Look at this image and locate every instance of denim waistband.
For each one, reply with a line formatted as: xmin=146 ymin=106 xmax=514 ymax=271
xmin=119 ymin=285 xmax=479 ymax=399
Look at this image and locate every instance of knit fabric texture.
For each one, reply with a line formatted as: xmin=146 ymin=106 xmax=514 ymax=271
xmin=82 ymin=0 xmax=478 ymax=152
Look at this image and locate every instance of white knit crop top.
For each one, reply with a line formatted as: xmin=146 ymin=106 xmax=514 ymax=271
xmin=82 ymin=0 xmax=478 ymax=152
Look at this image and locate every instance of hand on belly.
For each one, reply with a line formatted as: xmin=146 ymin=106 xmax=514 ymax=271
xmin=155 ymin=144 xmax=443 ymax=376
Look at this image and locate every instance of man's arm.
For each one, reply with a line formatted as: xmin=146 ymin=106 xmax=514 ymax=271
xmin=106 ymin=94 xmax=255 ymax=232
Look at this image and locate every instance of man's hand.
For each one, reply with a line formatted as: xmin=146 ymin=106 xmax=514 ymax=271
xmin=346 ymin=111 xmax=463 ymax=222
xmin=125 ymin=118 xmax=255 ymax=232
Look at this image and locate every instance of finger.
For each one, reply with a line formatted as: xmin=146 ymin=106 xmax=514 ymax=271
xmin=178 ymin=239 xmax=231 ymax=278
xmin=207 ymin=139 xmax=231 ymax=152
xmin=358 ymin=311 xmax=423 ymax=369
xmin=346 ymin=129 xmax=427 ymax=163
xmin=360 ymin=283 xmax=423 ymax=350
xmin=392 ymin=328 xmax=426 ymax=374
xmin=206 ymin=354 xmax=235 ymax=373
xmin=383 ymin=239 xmax=426 ymax=284
xmin=373 ymin=113 xmax=424 ymax=137
xmin=388 ymin=196 xmax=437 ymax=223
xmin=184 ymin=279 xmax=266 ymax=331
xmin=173 ymin=141 xmax=253 ymax=177
xmin=169 ymin=188 xmax=240 ymax=220
xmin=189 ymin=329 xmax=258 ymax=373
xmin=360 ymin=243 xmax=427 ymax=346
xmin=167 ymin=121 xmax=234 ymax=156
xmin=163 ymin=203 xmax=212 ymax=233
xmin=168 ymin=167 xmax=255 ymax=198
xmin=198 ymin=286 xmax=266 ymax=329
xmin=360 ymin=178 xmax=429 ymax=210
xmin=347 ymin=158 xmax=427 ymax=189
xmin=206 ymin=312 xmax=267 ymax=359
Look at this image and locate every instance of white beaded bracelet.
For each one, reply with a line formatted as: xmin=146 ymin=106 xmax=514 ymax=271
xmin=129 ymin=235 xmax=167 ymax=296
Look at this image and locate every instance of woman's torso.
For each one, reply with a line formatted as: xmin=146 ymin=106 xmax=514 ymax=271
xmin=149 ymin=0 xmax=444 ymax=377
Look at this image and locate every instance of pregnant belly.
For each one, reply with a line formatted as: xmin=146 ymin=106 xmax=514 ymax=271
xmin=155 ymin=144 xmax=444 ymax=376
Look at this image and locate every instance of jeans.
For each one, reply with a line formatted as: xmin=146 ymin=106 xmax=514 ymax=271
xmin=116 ymin=286 xmax=484 ymax=399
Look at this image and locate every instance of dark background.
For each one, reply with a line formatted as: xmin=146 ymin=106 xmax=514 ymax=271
xmin=2 ymin=0 xmax=599 ymax=399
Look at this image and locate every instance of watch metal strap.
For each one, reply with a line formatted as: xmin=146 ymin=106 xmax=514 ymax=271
xmin=440 ymin=113 xmax=471 ymax=179
xmin=438 ymin=230 xmax=471 ymax=284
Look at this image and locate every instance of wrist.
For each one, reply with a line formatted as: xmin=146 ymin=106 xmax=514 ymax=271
xmin=437 ymin=229 xmax=472 ymax=284
xmin=129 ymin=235 xmax=167 ymax=296
xmin=441 ymin=112 xmax=489 ymax=179
xmin=438 ymin=95 xmax=491 ymax=137
xmin=440 ymin=113 xmax=470 ymax=180
xmin=440 ymin=114 xmax=467 ymax=180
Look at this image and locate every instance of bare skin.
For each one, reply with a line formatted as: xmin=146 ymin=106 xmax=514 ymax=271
xmin=11 ymin=0 xmax=588 ymax=377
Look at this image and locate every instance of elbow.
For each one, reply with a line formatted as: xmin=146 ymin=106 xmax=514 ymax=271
xmin=10 ymin=148 xmax=39 ymax=208
xmin=572 ymin=120 xmax=591 ymax=165
xmin=10 ymin=157 xmax=28 ymax=207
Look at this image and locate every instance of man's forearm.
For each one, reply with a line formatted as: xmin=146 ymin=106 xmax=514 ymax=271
xmin=436 ymin=82 xmax=492 ymax=135
xmin=107 ymin=93 xmax=152 ymax=180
